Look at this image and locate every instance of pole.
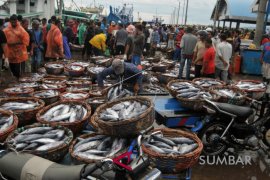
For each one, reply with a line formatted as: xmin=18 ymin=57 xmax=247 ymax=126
xmin=182 ymin=0 xmax=186 ymax=24
xmin=184 ymin=0 xmax=189 ymax=25
xmin=59 ymin=0 xmax=63 ymax=17
xmin=213 ymin=0 xmax=220 ymax=31
xmin=177 ymin=1 xmax=181 ymax=25
xmin=254 ymin=0 xmax=268 ymax=46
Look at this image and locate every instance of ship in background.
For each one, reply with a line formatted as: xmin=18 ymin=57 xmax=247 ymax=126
xmin=107 ymin=3 xmax=133 ymax=24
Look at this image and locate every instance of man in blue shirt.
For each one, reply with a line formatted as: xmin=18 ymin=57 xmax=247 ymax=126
xmin=97 ymin=59 xmax=143 ymax=94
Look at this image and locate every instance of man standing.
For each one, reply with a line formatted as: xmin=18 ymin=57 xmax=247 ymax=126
xmin=173 ymin=27 xmax=184 ymax=61
xmin=201 ymin=38 xmax=215 ymax=78
xmin=131 ymin=24 xmax=145 ymax=67
xmin=22 ymin=18 xmax=34 ymax=73
xmin=115 ymin=24 xmax=128 ymax=55
xmin=82 ymin=21 xmax=95 ymax=60
xmin=124 ymin=25 xmax=135 ymax=62
xmin=3 ymin=15 xmax=29 ymax=78
xmin=31 ymin=20 xmax=43 ymax=72
xmin=0 ymin=23 xmax=8 ymax=72
xmin=178 ymin=27 xmax=197 ymax=80
xmin=145 ymin=24 xmax=153 ymax=57
xmin=215 ymin=34 xmax=232 ymax=83
xmin=261 ymin=40 xmax=270 ymax=83
xmin=193 ymin=31 xmax=207 ymax=78
xmin=150 ymin=26 xmax=160 ymax=57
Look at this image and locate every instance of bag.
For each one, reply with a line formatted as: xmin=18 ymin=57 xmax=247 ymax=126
xmin=104 ymin=48 xmax=110 ymax=57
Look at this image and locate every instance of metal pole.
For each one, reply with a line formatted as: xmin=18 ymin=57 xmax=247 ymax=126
xmin=182 ymin=0 xmax=186 ymax=24
xmin=177 ymin=1 xmax=181 ymax=25
xmin=59 ymin=0 xmax=63 ymax=17
xmin=184 ymin=0 xmax=189 ymax=25
xmin=254 ymin=0 xmax=268 ymax=46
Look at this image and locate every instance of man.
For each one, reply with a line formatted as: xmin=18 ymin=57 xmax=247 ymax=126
xmin=178 ymin=27 xmax=197 ymax=80
xmin=201 ymin=38 xmax=215 ymax=78
xmin=90 ymin=31 xmax=106 ymax=56
xmin=31 ymin=20 xmax=43 ymax=72
xmin=233 ymin=30 xmax=241 ymax=55
xmin=115 ymin=24 xmax=128 ymax=55
xmin=173 ymin=27 xmax=184 ymax=61
xmin=261 ymin=40 xmax=270 ymax=83
xmin=150 ymin=26 xmax=160 ymax=57
xmin=41 ymin=18 xmax=48 ymax=61
xmin=78 ymin=20 xmax=87 ymax=46
xmin=206 ymin=27 xmax=220 ymax=50
xmin=22 ymin=18 xmax=34 ymax=73
xmin=97 ymin=59 xmax=142 ymax=94
xmin=193 ymin=31 xmax=207 ymax=78
xmin=215 ymin=34 xmax=232 ymax=83
xmin=64 ymin=19 xmax=75 ymax=44
xmin=45 ymin=18 xmax=64 ymax=60
xmin=131 ymin=24 xmax=145 ymax=67
xmin=0 ymin=23 xmax=8 ymax=72
xmin=82 ymin=21 xmax=95 ymax=59
xmin=145 ymin=24 xmax=153 ymax=57
xmin=124 ymin=25 xmax=135 ymax=62
xmin=3 ymin=14 xmax=29 ymax=78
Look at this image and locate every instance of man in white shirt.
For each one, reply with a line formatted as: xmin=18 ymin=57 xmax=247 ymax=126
xmin=145 ymin=24 xmax=153 ymax=56
xmin=215 ymin=34 xmax=232 ymax=83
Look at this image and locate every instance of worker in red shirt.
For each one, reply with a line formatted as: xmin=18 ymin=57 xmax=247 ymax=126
xmin=173 ymin=27 xmax=184 ymax=61
xmin=201 ymin=38 xmax=215 ymax=78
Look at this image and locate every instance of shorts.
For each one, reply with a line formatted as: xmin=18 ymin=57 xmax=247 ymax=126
xmin=262 ymin=62 xmax=270 ymax=79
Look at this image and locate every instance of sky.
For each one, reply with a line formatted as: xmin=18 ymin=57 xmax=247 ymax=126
xmin=65 ymin=0 xmax=217 ymax=25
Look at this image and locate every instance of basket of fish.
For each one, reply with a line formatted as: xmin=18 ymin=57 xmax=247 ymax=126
xmin=36 ymin=101 xmax=91 ymax=134
xmin=156 ymin=72 xmax=178 ymax=85
xmin=87 ymin=97 xmax=107 ymax=115
xmin=193 ymin=78 xmax=225 ymax=89
xmin=142 ymin=128 xmax=203 ymax=173
xmin=40 ymin=83 xmax=67 ymax=93
xmin=140 ymin=84 xmax=169 ymax=96
xmin=33 ymin=90 xmax=60 ymax=105
xmin=95 ymin=58 xmax=113 ymax=67
xmin=71 ymin=62 xmax=90 ymax=70
xmin=15 ymin=82 xmax=40 ymax=91
xmin=0 ymin=109 xmax=18 ymax=142
xmin=87 ymin=66 xmax=105 ymax=79
xmin=19 ymin=74 xmax=44 ymax=83
xmin=60 ymin=91 xmax=90 ymax=101
xmin=66 ymin=80 xmax=92 ymax=88
xmin=44 ymin=62 xmax=64 ymax=75
xmin=210 ymin=85 xmax=247 ymax=105
xmin=141 ymin=61 xmax=151 ymax=70
xmin=42 ymin=77 xmax=67 ymax=85
xmin=67 ymin=86 xmax=91 ymax=93
xmin=69 ymin=133 xmax=128 ymax=163
xmin=0 ymin=97 xmax=45 ymax=126
xmin=91 ymin=96 xmax=154 ymax=137
xmin=90 ymin=56 xmax=106 ymax=62
xmin=235 ymin=80 xmax=266 ymax=100
xmin=160 ymin=59 xmax=176 ymax=69
xmin=89 ymin=85 xmax=107 ymax=98
xmin=5 ymin=124 xmax=73 ymax=161
xmin=167 ymin=80 xmax=195 ymax=98
xmin=106 ymin=85 xmax=133 ymax=102
xmin=4 ymin=87 xmax=34 ymax=97
xmin=65 ymin=64 xmax=85 ymax=77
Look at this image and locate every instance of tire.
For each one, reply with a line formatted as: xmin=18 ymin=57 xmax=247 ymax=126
xmin=198 ymin=121 xmax=228 ymax=156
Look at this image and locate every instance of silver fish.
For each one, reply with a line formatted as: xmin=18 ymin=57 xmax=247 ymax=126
xmin=0 ymin=101 xmax=39 ymax=111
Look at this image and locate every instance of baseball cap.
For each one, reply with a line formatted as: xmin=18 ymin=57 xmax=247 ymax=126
xmin=112 ymin=59 xmax=125 ymax=75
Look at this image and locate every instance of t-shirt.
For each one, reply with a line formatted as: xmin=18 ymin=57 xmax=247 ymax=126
xmin=194 ymin=41 xmax=206 ymax=65
xmin=262 ymin=42 xmax=270 ymax=64
xmin=215 ymin=41 xmax=232 ymax=70
xmin=132 ymin=33 xmax=145 ymax=56
xmin=115 ymin=28 xmax=128 ymax=46
xmin=203 ymin=47 xmax=215 ymax=74
xmin=26 ymin=29 xmax=34 ymax=52
xmin=147 ymin=28 xmax=153 ymax=44
xmin=180 ymin=33 xmax=197 ymax=55
xmin=0 ymin=30 xmax=7 ymax=58
xmin=125 ymin=35 xmax=134 ymax=60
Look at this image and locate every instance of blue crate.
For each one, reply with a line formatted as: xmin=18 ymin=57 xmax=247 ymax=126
xmin=241 ymin=49 xmax=262 ymax=75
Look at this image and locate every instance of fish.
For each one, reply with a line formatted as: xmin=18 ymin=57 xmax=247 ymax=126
xmin=0 ymin=101 xmax=39 ymax=111
xmin=41 ymin=84 xmax=64 ymax=89
xmin=194 ymin=79 xmax=222 ymax=88
xmin=34 ymin=90 xmax=59 ymax=98
xmin=88 ymin=66 xmax=105 ymax=74
xmin=0 ymin=115 xmax=13 ymax=132
xmin=68 ymin=65 xmax=83 ymax=71
xmin=67 ymin=86 xmax=90 ymax=92
xmin=5 ymin=87 xmax=32 ymax=93
xmin=19 ymin=74 xmax=44 ymax=82
xmin=215 ymin=89 xmax=243 ymax=98
xmin=144 ymin=85 xmax=167 ymax=94
xmin=107 ymin=85 xmax=133 ymax=101
xmin=15 ymin=82 xmax=39 ymax=88
xmin=36 ymin=141 xmax=65 ymax=151
xmin=73 ymin=152 xmax=105 ymax=160
xmin=236 ymin=81 xmax=266 ymax=91
xmin=72 ymin=62 xmax=90 ymax=68
xmin=62 ymin=92 xmax=88 ymax=100
xmin=20 ymin=127 xmax=53 ymax=135
xmin=107 ymin=138 xmax=126 ymax=157
xmin=178 ymin=143 xmax=198 ymax=155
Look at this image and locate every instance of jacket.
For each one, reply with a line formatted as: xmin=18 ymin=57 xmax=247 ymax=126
xmin=89 ymin=33 xmax=106 ymax=51
xmin=45 ymin=24 xmax=64 ymax=59
xmin=3 ymin=22 xmax=29 ymax=63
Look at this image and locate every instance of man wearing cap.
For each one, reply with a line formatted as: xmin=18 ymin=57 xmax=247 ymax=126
xmin=97 ymin=59 xmax=143 ymax=94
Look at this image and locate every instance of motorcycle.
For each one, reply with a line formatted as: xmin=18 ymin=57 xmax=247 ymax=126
xmin=198 ymin=96 xmax=270 ymax=155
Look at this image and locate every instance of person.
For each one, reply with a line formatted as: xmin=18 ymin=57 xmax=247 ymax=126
xmin=215 ymin=34 xmax=232 ymax=83
xmin=97 ymin=59 xmax=143 ymax=94
xmin=261 ymin=40 xmax=270 ymax=83
xmin=82 ymin=21 xmax=96 ymax=59
xmin=78 ymin=20 xmax=87 ymax=46
xmin=22 ymin=18 xmax=34 ymax=73
xmin=233 ymin=30 xmax=241 ymax=55
xmin=206 ymin=28 xmax=220 ymax=50
xmin=150 ymin=26 xmax=160 ymax=57
xmin=145 ymin=24 xmax=153 ymax=57
xmin=178 ymin=27 xmax=197 ymax=80
xmin=131 ymin=24 xmax=145 ymax=67
xmin=31 ymin=20 xmax=43 ymax=72
xmin=201 ymin=38 xmax=215 ymax=78
xmin=45 ymin=18 xmax=64 ymax=60
xmin=107 ymin=21 xmax=118 ymax=55
xmin=3 ymin=14 xmax=29 ymax=78
xmin=64 ymin=19 xmax=75 ymax=44
xmin=115 ymin=24 xmax=128 ymax=55
xmin=261 ymin=34 xmax=269 ymax=46
xmin=41 ymin=18 xmax=48 ymax=61
xmin=124 ymin=25 xmax=135 ymax=62
xmin=193 ymin=31 xmax=207 ymax=78
xmin=89 ymin=30 xmax=106 ymax=56
xmin=0 ymin=25 xmax=8 ymax=72
xmin=173 ymin=27 xmax=184 ymax=61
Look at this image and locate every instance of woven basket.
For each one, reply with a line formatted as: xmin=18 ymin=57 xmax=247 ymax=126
xmin=42 ymin=77 xmax=67 ymax=85
xmin=15 ymin=83 xmax=40 ymax=91
xmin=40 ymin=84 xmax=67 ymax=93
xmin=142 ymin=128 xmax=203 ymax=173
xmin=44 ymin=62 xmax=64 ymax=75
xmin=33 ymin=90 xmax=60 ymax=105
xmin=4 ymin=87 xmax=34 ymax=97
xmin=36 ymin=100 xmax=91 ymax=134
xmin=0 ymin=97 xmax=45 ymax=127
xmin=64 ymin=64 xmax=85 ymax=77
xmin=5 ymin=123 xmax=73 ymax=162
xmin=210 ymin=85 xmax=247 ymax=105
xmin=235 ymin=80 xmax=266 ymax=100
xmin=166 ymin=79 xmax=194 ymax=98
xmin=89 ymin=85 xmax=107 ymax=98
xmin=0 ymin=109 xmax=18 ymax=142
xmin=90 ymin=96 xmax=154 ymax=137
xmin=66 ymin=80 xmax=92 ymax=88
xmin=87 ymin=66 xmax=105 ymax=79
xmin=19 ymin=76 xmax=43 ymax=83
xmin=87 ymin=97 xmax=107 ymax=115
xmin=156 ymin=73 xmax=178 ymax=85
xmin=60 ymin=91 xmax=90 ymax=101
xmin=192 ymin=78 xmax=225 ymax=89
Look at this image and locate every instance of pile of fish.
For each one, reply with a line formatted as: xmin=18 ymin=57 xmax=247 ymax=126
xmin=143 ymin=132 xmax=198 ymax=155
xmin=66 ymin=80 xmax=91 ymax=86
xmin=88 ymin=98 xmax=106 ymax=104
xmin=71 ymin=62 xmax=90 ymax=68
xmin=43 ymin=79 xmax=66 ymax=84
xmin=41 ymin=104 xmax=87 ymax=122
xmin=62 ymin=92 xmax=88 ymax=100
xmin=66 ymin=65 xmax=84 ymax=71
xmin=67 ymin=86 xmax=90 ymax=92
xmin=194 ymin=79 xmax=223 ymax=88
xmin=235 ymin=81 xmax=266 ymax=91
xmin=19 ymin=73 xmax=44 ymax=82
xmin=0 ymin=114 xmax=14 ymax=132
xmin=88 ymin=67 xmax=105 ymax=74
xmin=99 ymin=101 xmax=148 ymax=121
xmin=213 ymin=89 xmax=244 ymax=98
xmin=15 ymin=82 xmax=39 ymax=89
xmin=41 ymin=84 xmax=65 ymax=89
xmin=73 ymin=135 xmax=127 ymax=160
xmin=107 ymin=85 xmax=133 ymax=101
xmin=144 ymin=85 xmax=167 ymax=94
xmin=46 ymin=63 xmax=64 ymax=69
xmin=96 ymin=58 xmax=112 ymax=65
xmin=0 ymin=101 xmax=40 ymax=111
xmin=5 ymin=87 xmax=32 ymax=93
xmin=34 ymin=90 xmax=59 ymax=98
xmin=8 ymin=126 xmax=68 ymax=151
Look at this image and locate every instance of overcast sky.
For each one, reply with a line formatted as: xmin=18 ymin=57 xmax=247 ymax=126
xmin=65 ymin=0 xmax=216 ymax=25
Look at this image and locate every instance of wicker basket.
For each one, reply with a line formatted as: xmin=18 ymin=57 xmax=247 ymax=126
xmin=19 ymin=76 xmax=43 ymax=83
xmin=235 ymin=80 xmax=266 ymax=100
xmin=64 ymin=64 xmax=85 ymax=77
xmin=33 ymin=90 xmax=60 ymax=105
xmin=15 ymin=83 xmax=40 ymax=91
xmin=44 ymin=62 xmax=64 ymax=75
xmin=89 ymin=85 xmax=107 ymax=98
xmin=156 ymin=73 xmax=178 ymax=85
xmin=36 ymin=100 xmax=91 ymax=134
xmin=0 ymin=109 xmax=18 ymax=142
xmin=87 ymin=97 xmax=107 ymax=115
xmin=5 ymin=123 xmax=73 ymax=162
xmin=40 ymin=84 xmax=67 ymax=93
xmin=0 ymin=97 xmax=45 ymax=127
xmin=4 ymin=87 xmax=34 ymax=97
xmin=142 ymin=128 xmax=203 ymax=173
xmin=42 ymin=77 xmax=67 ymax=85
xmin=66 ymin=80 xmax=92 ymax=88
xmin=90 ymin=96 xmax=154 ymax=137
xmin=210 ymin=85 xmax=247 ymax=105
xmin=87 ymin=66 xmax=105 ymax=79
xmin=60 ymin=91 xmax=90 ymax=101
xmin=192 ymin=78 xmax=225 ymax=89
xmin=166 ymin=79 xmax=194 ymax=98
